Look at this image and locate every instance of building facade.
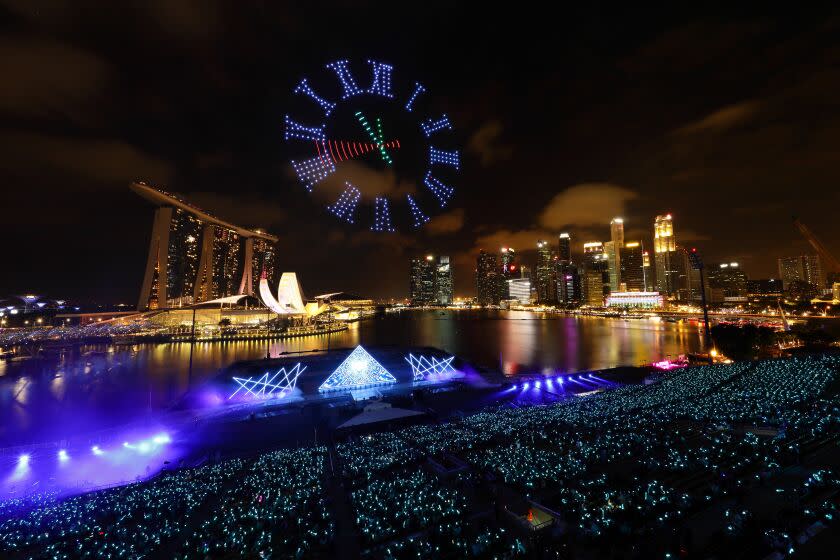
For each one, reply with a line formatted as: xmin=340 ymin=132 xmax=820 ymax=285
xmin=707 ymin=262 xmax=749 ymax=301
xmin=778 ymin=255 xmax=825 ymax=291
xmin=653 ymin=214 xmax=678 ymax=297
xmin=535 ymin=240 xmax=556 ymax=303
xmin=620 ymin=241 xmax=646 ymax=292
xmin=435 ymin=256 xmax=453 ymax=305
xmin=133 ymin=182 xmax=278 ymax=310
xmin=476 ymin=250 xmax=501 ymax=305
xmin=507 ymin=278 xmax=532 ymax=304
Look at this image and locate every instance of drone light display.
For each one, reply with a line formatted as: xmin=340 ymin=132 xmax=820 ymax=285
xmin=285 ymin=59 xmax=459 ymax=232
xmin=229 ymin=363 xmax=306 ymax=400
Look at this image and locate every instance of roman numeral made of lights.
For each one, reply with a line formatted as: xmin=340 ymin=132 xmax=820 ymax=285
xmin=328 ymin=183 xmax=361 ymax=224
xmin=291 ymin=155 xmax=336 ymax=191
xmin=424 ymin=171 xmax=454 ymax=207
xmin=420 ymin=114 xmax=452 ymax=137
xmin=407 ymin=194 xmax=430 ymax=228
xmin=284 ymin=115 xmax=326 ymax=142
xmin=429 ymin=146 xmax=459 ymax=169
xmin=371 ymin=197 xmax=395 ymax=232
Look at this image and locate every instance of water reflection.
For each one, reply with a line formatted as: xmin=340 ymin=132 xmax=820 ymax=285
xmin=0 ymin=311 xmax=701 ymax=446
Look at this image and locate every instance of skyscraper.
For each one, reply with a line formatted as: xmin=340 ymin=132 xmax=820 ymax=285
xmin=409 ymin=256 xmax=436 ymax=305
xmin=535 ymin=240 xmax=556 ymax=303
xmin=642 ymin=251 xmax=653 ymax=291
xmin=608 ymin=217 xmax=625 ymax=291
xmin=582 ymin=242 xmax=607 ymax=306
xmin=707 ymin=262 xmax=749 ymax=302
xmin=410 ymin=255 xmax=452 ymax=305
xmin=435 ymin=256 xmax=453 ymax=305
xmin=476 ymin=250 xmax=500 ymax=305
xmin=620 ymin=241 xmax=645 ymax=291
xmin=133 ymin=182 xmax=278 ymax=310
xmin=778 ymin=255 xmax=825 ymax=291
xmin=556 ymin=262 xmax=581 ymax=306
xmin=653 ymin=214 xmax=679 ymax=296
xmin=558 ymin=233 xmax=572 ymax=263
xmin=499 ymin=247 xmax=517 ymax=299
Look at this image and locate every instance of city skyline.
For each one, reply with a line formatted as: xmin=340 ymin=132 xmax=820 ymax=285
xmin=2 ymin=7 xmax=840 ymax=301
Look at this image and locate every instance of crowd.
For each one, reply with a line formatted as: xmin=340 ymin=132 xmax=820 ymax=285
xmin=1 ymin=354 xmax=839 ymax=558
xmin=0 ymin=448 xmax=332 ymax=559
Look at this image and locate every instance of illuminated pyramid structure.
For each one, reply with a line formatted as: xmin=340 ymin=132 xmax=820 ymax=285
xmin=319 ymin=345 xmax=397 ymax=392
xmin=406 ymin=354 xmax=455 ymax=381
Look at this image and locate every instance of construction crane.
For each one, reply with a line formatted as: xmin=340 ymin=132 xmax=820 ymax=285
xmin=792 ymin=217 xmax=840 ymax=273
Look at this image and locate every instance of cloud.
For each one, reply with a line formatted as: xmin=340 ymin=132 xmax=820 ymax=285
xmin=674 ymin=100 xmax=761 ymax=135
xmin=466 ymin=120 xmax=513 ymax=166
xmin=0 ymin=36 xmax=109 ymax=124
xmin=426 ymin=208 xmax=464 ymax=235
xmin=0 ymin=131 xmax=171 ymax=185
xmin=538 ymin=183 xmax=639 ymax=229
xmin=300 ymin=161 xmax=417 ymax=203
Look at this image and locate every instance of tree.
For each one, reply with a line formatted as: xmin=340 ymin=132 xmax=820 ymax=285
xmin=218 ymin=318 xmax=232 ymax=328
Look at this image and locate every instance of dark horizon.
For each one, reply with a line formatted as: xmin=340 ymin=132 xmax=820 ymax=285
xmin=2 ymin=4 xmax=840 ymax=303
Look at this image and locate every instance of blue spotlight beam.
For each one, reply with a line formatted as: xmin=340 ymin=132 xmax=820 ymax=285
xmin=319 ymin=345 xmax=396 ymax=391
xmin=229 ymin=363 xmax=306 ymax=399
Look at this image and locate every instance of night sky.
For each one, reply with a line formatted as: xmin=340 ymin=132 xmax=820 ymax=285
xmin=2 ymin=3 xmax=840 ymax=303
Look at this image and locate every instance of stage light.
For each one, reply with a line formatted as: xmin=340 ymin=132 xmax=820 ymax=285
xmin=230 ymin=364 xmax=306 ymax=399
xmin=152 ymin=434 xmax=171 ymax=445
xmin=91 ymin=445 xmax=103 ymax=456
xmin=58 ymin=449 xmax=69 ymax=462
xmin=523 ymin=382 xmax=530 ymax=390
xmin=406 ymin=354 xmax=455 ymax=381
xmin=18 ymin=453 xmax=30 ymax=465
xmin=535 ymin=380 xmax=542 ymax=389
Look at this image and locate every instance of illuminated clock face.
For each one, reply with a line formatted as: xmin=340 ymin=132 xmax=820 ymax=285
xmin=284 ymin=59 xmax=458 ymax=232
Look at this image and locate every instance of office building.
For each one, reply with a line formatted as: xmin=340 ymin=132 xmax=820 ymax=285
xmin=556 ymin=262 xmax=581 ymax=306
xmin=653 ymin=214 xmax=678 ymax=296
xmin=133 ymin=182 xmax=278 ymax=310
xmin=499 ymin=247 xmax=517 ymax=299
xmin=642 ymin=251 xmax=653 ymax=291
xmin=476 ymin=250 xmax=500 ymax=305
xmin=582 ymin=242 xmax=608 ymax=306
xmin=558 ymin=233 xmax=572 ymax=263
xmin=604 ymin=241 xmax=619 ymax=293
xmin=410 ymin=255 xmax=452 ymax=305
xmin=707 ymin=262 xmax=749 ymax=300
xmin=605 ymin=291 xmax=663 ymax=309
xmin=608 ymin=217 xmax=624 ymax=291
xmin=778 ymin=255 xmax=825 ymax=290
xmin=435 ymin=256 xmax=453 ymax=305
xmin=535 ymin=240 xmax=556 ymax=303
xmin=747 ymin=279 xmax=783 ymax=297
xmin=507 ymin=278 xmax=532 ymax=304
xmin=410 ymin=256 xmax=436 ymax=305
xmin=620 ymin=241 xmax=645 ymax=291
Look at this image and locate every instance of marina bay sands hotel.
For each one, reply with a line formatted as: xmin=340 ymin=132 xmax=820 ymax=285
xmin=131 ymin=182 xmax=279 ymax=311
